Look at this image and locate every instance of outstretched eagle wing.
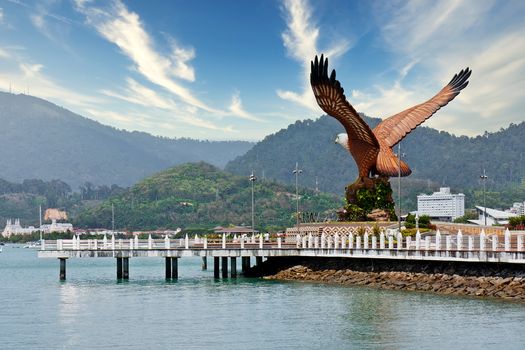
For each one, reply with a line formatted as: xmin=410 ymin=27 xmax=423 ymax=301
xmin=373 ymin=68 xmax=472 ymax=148
xmin=310 ymin=55 xmax=379 ymax=163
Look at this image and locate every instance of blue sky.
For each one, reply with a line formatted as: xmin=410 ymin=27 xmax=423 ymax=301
xmin=0 ymin=0 xmax=523 ymax=140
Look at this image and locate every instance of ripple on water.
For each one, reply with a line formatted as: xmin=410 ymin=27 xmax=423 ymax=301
xmin=1 ymin=248 xmax=524 ymax=349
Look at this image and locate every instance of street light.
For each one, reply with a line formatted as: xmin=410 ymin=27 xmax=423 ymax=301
xmin=293 ymin=162 xmax=303 ymax=235
xmin=480 ymin=169 xmax=488 ymax=226
xmin=249 ymin=170 xmax=257 ymax=235
xmin=396 ymin=143 xmax=406 ymax=232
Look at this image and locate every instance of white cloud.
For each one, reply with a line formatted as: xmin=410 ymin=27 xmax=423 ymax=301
xmin=75 ymin=0 xmax=214 ymax=112
xmin=277 ymin=0 xmax=351 ymax=110
xmin=0 ymin=61 xmax=102 ymax=108
xmin=227 ymin=91 xmax=263 ymax=122
xmin=101 ymin=78 xmax=178 ymax=110
xmin=354 ymin=0 xmax=525 ymax=136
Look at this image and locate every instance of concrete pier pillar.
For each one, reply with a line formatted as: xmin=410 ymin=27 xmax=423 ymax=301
xmin=242 ymin=256 xmax=250 ymax=272
xmin=214 ymin=257 xmax=220 ymax=278
xmin=116 ymin=257 xmax=123 ymax=279
xmin=256 ymin=256 xmax=263 ymax=266
xmin=123 ymin=257 xmax=129 ymax=280
xmin=171 ymin=258 xmax=178 ymax=279
xmin=221 ymin=257 xmax=228 ymax=278
xmin=165 ymin=257 xmax=172 ymax=279
xmin=230 ymin=257 xmax=237 ymax=278
xmin=59 ymin=258 xmax=67 ymax=281
xmin=388 ymin=236 xmax=393 ymax=250
xmin=117 ymin=257 xmax=122 ymax=280
xmin=202 ymin=256 xmax=207 ymax=270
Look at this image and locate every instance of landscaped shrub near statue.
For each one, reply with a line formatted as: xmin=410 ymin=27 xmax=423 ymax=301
xmin=404 ymin=213 xmax=431 ymax=229
xmin=508 ymin=215 xmax=525 ymax=230
xmin=341 ymin=178 xmax=397 ymax=221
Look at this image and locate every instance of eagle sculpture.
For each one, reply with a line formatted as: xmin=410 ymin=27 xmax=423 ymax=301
xmin=310 ymin=54 xmax=471 ymax=181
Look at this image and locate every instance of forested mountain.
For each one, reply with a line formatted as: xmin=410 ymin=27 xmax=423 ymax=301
xmin=225 ymin=116 xmax=525 ymax=211
xmin=74 ymin=162 xmax=342 ymax=231
xmin=0 ymin=92 xmax=253 ymax=188
xmin=0 ymin=177 xmax=127 ymax=226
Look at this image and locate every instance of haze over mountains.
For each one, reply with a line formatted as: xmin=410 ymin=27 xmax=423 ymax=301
xmin=1 ymin=92 xmax=523 ymax=212
xmin=0 ymin=92 xmax=253 ymax=188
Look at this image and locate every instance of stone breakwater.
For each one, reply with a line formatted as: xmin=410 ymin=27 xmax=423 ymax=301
xmin=255 ymin=257 xmax=525 ymax=301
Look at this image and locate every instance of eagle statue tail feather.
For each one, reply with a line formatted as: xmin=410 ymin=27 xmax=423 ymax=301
xmin=376 ymin=149 xmax=412 ymax=177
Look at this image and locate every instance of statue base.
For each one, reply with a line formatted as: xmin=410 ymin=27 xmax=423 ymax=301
xmin=337 ymin=176 xmax=397 ymax=222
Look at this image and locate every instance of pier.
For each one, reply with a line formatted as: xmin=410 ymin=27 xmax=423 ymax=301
xmin=38 ymin=229 xmax=525 ymax=280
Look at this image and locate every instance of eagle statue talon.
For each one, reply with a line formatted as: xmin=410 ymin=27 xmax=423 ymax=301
xmin=311 ymin=54 xmax=471 ymax=221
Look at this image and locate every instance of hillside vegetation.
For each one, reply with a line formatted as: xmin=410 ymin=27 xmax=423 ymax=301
xmin=0 ymin=92 xmax=252 ymax=188
xmin=74 ymin=162 xmax=343 ymax=231
xmin=226 ymin=116 xmax=525 ymax=211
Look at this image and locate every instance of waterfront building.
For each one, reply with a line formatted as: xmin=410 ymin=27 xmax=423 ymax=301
xmin=2 ymin=219 xmax=38 ymax=238
xmin=470 ymin=206 xmax=517 ymax=226
xmin=508 ymin=202 xmax=525 ymax=216
xmin=417 ymin=187 xmax=465 ymax=221
xmin=2 ymin=218 xmax=73 ymax=238
xmin=40 ymin=219 xmax=73 ymax=234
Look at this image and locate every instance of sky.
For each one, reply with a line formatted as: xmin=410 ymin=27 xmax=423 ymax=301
xmin=0 ymin=0 xmax=523 ymax=141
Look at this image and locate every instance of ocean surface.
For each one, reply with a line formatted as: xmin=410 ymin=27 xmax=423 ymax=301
xmin=1 ymin=245 xmax=525 ymax=350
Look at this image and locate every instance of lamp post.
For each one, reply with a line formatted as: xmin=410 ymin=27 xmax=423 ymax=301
xmin=480 ymin=169 xmax=488 ymax=226
xmin=397 ymin=143 xmax=405 ymax=232
xmin=249 ymin=170 xmax=257 ymax=235
xmin=293 ymin=162 xmax=303 ymax=235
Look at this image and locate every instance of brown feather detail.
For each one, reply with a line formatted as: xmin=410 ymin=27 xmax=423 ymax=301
xmin=310 ymin=55 xmax=380 ymax=177
xmin=373 ymin=68 xmax=471 ymax=148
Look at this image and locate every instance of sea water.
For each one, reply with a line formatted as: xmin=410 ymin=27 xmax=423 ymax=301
xmin=1 ymin=246 xmax=525 ymax=349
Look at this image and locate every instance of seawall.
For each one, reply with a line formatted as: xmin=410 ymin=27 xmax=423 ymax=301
xmin=251 ymin=257 xmax=525 ymax=301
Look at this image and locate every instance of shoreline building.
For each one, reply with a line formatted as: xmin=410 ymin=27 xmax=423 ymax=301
xmin=2 ymin=219 xmax=38 ymax=238
xmin=470 ymin=206 xmax=517 ymax=226
xmin=417 ymin=187 xmax=465 ymax=222
xmin=2 ymin=218 xmax=73 ymax=238
xmin=508 ymin=202 xmax=525 ymax=216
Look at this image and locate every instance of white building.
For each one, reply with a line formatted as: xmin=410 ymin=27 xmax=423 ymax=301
xmin=508 ymin=202 xmax=525 ymax=216
xmin=2 ymin=219 xmax=38 ymax=238
xmin=40 ymin=219 xmax=73 ymax=234
xmin=2 ymin=218 xmax=73 ymax=238
xmin=417 ymin=187 xmax=465 ymax=221
xmin=470 ymin=206 xmax=517 ymax=226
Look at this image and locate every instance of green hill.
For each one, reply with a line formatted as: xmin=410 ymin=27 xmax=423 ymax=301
xmin=225 ymin=116 xmax=525 ymax=211
xmin=74 ymin=162 xmax=343 ymax=231
xmin=0 ymin=92 xmax=253 ymax=188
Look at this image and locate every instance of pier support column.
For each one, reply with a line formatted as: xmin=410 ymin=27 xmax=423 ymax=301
xmin=242 ymin=256 xmax=250 ymax=273
xmin=171 ymin=258 xmax=178 ymax=279
xmin=165 ymin=257 xmax=172 ymax=279
xmin=116 ymin=257 xmax=123 ymax=279
xmin=256 ymin=256 xmax=263 ymax=266
xmin=202 ymin=257 xmax=207 ymax=270
xmin=59 ymin=258 xmax=67 ymax=281
xmin=123 ymin=258 xmax=129 ymax=280
xmin=221 ymin=257 xmax=228 ymax=278
xmin=214 ymin=257 xmax=220 ymax=278
xmin=230 ymin=257 xmax=237 ymax=278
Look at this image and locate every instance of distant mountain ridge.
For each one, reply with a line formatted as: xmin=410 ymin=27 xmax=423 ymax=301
xmin=225 ymin=116 xmax=525 ymax=200
xmin=0 ymin=92 xmax=253 ymax=188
